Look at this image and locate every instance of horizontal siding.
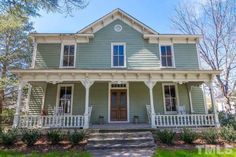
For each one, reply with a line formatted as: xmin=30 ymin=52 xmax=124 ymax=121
xmin=191 ymin=86 xmax=206 ymax=113
xmin=35 ymin=43 xmax=61 ymax=68
xmin=77 ymin=19 xmax=160 ymax=69
xmin=174 ymin=44 xmax=199 ymax=69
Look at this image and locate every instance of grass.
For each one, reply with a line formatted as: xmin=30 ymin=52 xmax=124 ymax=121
xmin=0 ymin=150 xmax=91 ymax=157
xmin=154 ymin=148 xmax=236 ymax=157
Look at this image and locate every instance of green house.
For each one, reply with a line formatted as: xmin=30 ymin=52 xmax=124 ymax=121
xmin=12 ymin=8 xmax=221 ymax=129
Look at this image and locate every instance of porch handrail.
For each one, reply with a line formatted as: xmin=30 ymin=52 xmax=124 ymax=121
xmin=17 ymin=114 xmax=84 ymax=129
xmin=154 ymin=114 xmax=215 ymax=127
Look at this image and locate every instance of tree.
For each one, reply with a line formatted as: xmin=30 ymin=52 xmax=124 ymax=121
xmin=172 ymin=0 xmax=236 ymax=112
xmin=0 ymin=0 xmax=88 ymax=17
xmin=0 ymin=14 xmax=33 ymax=120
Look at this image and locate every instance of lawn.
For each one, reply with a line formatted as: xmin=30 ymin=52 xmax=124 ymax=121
xmin=0 ymin=150 xmax=91 ymax=157
xmin=154 ymin=148 xmax=236 ymax=157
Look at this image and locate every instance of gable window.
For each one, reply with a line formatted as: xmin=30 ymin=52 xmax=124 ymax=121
xmin=60 ymin=44 xmax=76 ymax=67
xmin=160 ymin=45 xmax=174 ymax=67
xmin=163 ymin=84 xmax=178 ymax=113
xmin=111 ymin=43 xmax=126 ymax=68
xmin=57 ymin=85 xmax=73 ymax=114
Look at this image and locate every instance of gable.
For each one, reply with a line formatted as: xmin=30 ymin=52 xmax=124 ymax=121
xmin=78 ymin=8 xmax=158 ymax=35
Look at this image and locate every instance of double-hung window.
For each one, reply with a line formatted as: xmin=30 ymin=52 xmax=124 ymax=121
xmin=57 ymin=85 xmax=73 ymax=114
xmin=160 ymin=45 xmax=174 ymax=67
xmin=112 ymin=43 xmax=126 ymax=68
xmin=61 ymin=44 xmax=75 ymax=67
xmin=163 ymin=84 xmax=178 ymax=113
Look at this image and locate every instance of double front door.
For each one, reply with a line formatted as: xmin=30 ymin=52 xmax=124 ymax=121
xmin=110 ymin=89 xmax=127 ymax=121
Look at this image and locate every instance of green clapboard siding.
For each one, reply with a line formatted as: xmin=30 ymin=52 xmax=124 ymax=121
xmin=28 ymin=83 xmax=46 ymax=115
xmin=34 ymin=21 xmax=200 ymax=70
xmin=191 ymin=86 xmax=206 ymax=113
xmin=35 ymin=43 xmax=61 ymax=68
xmin=90 ymin=82 xmax=108 ymax=124
xmin=174 ymin=44 xmax=199 ymax=69
xmin=77 ymin=19 xmax=160 ymax=69
xmin=129 ymin=82 xmax=149 ymax=123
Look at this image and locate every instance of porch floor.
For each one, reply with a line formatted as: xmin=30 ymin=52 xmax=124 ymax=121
xmin=90 ymin=123 xmax=151 ymax=130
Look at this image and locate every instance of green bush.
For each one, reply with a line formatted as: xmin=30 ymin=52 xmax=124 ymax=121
xmin=21 ymin=129 xmax=40 ymax=146
xmin=219 ymin=111 xmax=236 ymax=130
xmin=220 ymin=125 xmax=236 ymax=142
xmin=155 ymin=129 xmax=175 ymax=145
xmin=47 ymin=130 xmax=63 ymax=145
xmin=180 ymin=128 xmax=198 ymax=144
xmin=202 ymin=128 xmax=219 ymax=144
xmin=68 ymin=130 xmax=87 ymax=145
xmin=0 ymin=129 xmax=18 ymax=146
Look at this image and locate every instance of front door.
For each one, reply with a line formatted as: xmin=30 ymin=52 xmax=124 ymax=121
xmin=110 ymin=89 xmax=127 ymax=121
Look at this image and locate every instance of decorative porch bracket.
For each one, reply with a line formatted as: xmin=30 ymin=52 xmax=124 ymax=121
xmin=144 ymin=80 xmax=157 ymax=128
xmin=13 ymin=80 xmax=27 ymax=128
xmin=81 ymin=78 xmax=94 ymax=129
xmin=207 ymin=81 xmax=220 ymax=128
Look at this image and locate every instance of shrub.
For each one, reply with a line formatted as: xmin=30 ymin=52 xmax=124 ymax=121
xmin=180 ymin=128 xmax=198 ymax=144
xmin=219 ymin=111 xmax=236 ymax=130
xmin=47 ymin=130 xmax=63 ymax=145
xmin=155 ymin=129 xmax=175 ymax=145
xmin=68 ymin=130 xmax=87 ymax=145
xmin=0 ymin=129 xmax=18 ymax=146
xmin=21 ymin=129 xmax=40 ymax=146
xmin=220 ymin=125 xmax=236 ymax=142
xmin=202 ymin=128 xmax=219 ymax=144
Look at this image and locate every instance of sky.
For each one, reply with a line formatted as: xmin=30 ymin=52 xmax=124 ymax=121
xmin=30 ymin=0 xmax=201 ymax=34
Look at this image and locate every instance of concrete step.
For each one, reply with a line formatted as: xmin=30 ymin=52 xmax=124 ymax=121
xmin=86 ymin=131 xmax=156 ymax=150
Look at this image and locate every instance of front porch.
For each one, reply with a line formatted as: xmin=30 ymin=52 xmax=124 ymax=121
xmin=12 ymin=69 xmax=220 ymax=129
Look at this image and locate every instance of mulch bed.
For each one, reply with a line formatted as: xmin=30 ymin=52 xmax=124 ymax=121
xmin=0 ymin=136 xmax=87 ymax=153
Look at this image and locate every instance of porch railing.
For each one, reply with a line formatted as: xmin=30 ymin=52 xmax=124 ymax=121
xmin=154 ymin=114 xmax=216 ymax=127
xmin=18 ymin=115 xmax=84 ymax=129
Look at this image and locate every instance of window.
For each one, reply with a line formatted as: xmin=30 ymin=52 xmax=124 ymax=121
xmin=112 ymin=43 xmax=126 ymax=67
xmin=160 ymin=45 xmax=174 ymax=67
xmin=57 ymin=85 xmax=73 ymax=114
xmin=61 ymin=44 xmax=75 ymax=67
xmin=163 ymin=84 xmax=178 ymax=113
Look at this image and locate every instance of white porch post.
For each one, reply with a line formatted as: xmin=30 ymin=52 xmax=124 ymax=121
xmin=81 ymin=79 xmax=94 ymax=129
xmin=144 ymin=80 xmax=157 ymax=128
xmin=209 ymin=82 xmax=220 ymax=127
xmin=13 ymin=81 xmax=25 ymax=128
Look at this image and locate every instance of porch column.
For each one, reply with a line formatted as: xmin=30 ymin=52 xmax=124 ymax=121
xmin=144 ymin=80 xmax=156 ymax=128
xmin=208 ymin=82 xmax=220 ymax=127
xmin=81 ymin=79 xmax=94 ymax=129
xmin=186 ymin=84 xmax=194 ymax=113
xmin=13 ymin=80 xmax=26 ymax=128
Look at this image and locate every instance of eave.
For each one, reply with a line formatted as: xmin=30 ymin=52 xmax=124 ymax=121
xmin=11 ymin=69 xmax=221 ymax=83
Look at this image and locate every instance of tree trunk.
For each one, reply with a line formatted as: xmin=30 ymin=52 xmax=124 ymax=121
xmin=0 ymin=65 xmax=6 ymax=125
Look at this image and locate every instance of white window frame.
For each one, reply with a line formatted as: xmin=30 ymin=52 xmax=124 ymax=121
xmin=111 ymin=42 xmax=126 ymax=68
xmin=56 ymin=84 xmax=74 ymax=115
xmin=159 ymin=44 xmax=175 ymax=68
xmin=60 ymin=43 xmax=77 ymax=68
xmin=162 ymin=83 xmax=179 ymax=114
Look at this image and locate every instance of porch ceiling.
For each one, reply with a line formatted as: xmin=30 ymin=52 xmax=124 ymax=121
xmin=11 ymin=69 xmax=221 ymax=83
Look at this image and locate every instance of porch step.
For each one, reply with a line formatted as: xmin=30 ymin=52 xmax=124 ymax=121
xmin=86 ymin=131 xmax=156 ymax=150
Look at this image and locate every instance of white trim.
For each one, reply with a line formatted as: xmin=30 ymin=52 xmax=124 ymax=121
xmin=202 ymin=84 xmax=208 ymax=114
xmin=25 ymin=84 xmax=32 ymax=113
xmin=159 ymin=44 xmax=176 ymax=68
xmin=162 ymin=83 xmax=179 ymax=114
xmin=56 ymin=84 xmax=74 ymax=115
xmin=41 ymin=83 xmax=47 ymax=110
xmin=111 ymin=42 xmax=126 ymax=68
xmin=196 ymin=42 xmax=202 ymax=69
xmin=59 ymin=43 xmax=77 ymax=68
xmin=187 ymin=85 xmax=194 ymax=113
xmin=108 ymin=82 xmax=129 ymax=123
xmin=31 ymin=41 xmax=37 ymax=68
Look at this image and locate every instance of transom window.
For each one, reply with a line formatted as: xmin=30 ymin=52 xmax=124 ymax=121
xmin=61 ymin=44 xmax=75 ymax=67
xmin=163 ymin=84 xmax=177 ymax=112
xmin=160 ymin=45 xmax=174 ymax=67
xmin=58 ymin=85 xmax=73 ymax=114
xmin=112 ymin=43 xmax=126 ymax=68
